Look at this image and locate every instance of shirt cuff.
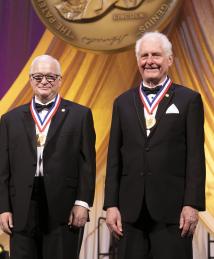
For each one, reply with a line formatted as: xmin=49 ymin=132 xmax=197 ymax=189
xmin=74 ymin=200 xmax=90 ymax=210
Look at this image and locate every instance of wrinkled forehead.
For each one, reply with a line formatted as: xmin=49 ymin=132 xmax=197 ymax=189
xmin=31 ymin=61 xmax=59 ymax=74
xmin=140 ymin=39 xmax=164 ymax=53
xmin=30 ymin=56 xmax=61 ymax=75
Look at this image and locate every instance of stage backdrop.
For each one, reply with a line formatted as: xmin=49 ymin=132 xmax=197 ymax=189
xmin=0 ymin=0 xmax=214 ymax=258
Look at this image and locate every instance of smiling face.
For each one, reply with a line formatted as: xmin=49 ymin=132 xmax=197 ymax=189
xmin=137 ymin=38 xmax=173 ymax=86
xmin=30 ymin=56 xmax=62 ymax=103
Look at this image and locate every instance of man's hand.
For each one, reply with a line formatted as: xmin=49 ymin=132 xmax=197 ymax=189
xmin=106 ymin=207 xmax=123 ymax=239
xmin=68 ymin=205 xmax=88 ymax=228
xmin=179 ymin=206 xmax=199 ymax=237
xmin=0 ymin=212 xmax=13 ymax=235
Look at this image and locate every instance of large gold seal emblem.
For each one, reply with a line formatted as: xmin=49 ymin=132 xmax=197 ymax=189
xmin=31 ymin=0 xmax=182 ymax=52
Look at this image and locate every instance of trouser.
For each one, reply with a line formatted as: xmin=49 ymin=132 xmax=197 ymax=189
xmin=117 ymin=203 xmax=193 ymax=259
xmin=10 ymin=177 xmax=84 ymax=259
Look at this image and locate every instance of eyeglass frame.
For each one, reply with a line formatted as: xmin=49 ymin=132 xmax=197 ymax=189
xmin=30 ymin=73 xmax=62 ymax=83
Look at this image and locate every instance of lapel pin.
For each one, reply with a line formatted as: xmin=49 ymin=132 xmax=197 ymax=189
xmin=165 ymin=94 xmax=169 ymax=97
xmin=61 ymin=108 xmax=65 ymax=112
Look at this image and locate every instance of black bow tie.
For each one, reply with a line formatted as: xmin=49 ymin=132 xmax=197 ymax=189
xmin=141 ymin=85 xmax=161 ymax=95
xmin=35 ymin=102 xmax=54 ymax=113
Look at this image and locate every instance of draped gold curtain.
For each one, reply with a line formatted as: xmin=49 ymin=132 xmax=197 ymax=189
xmin=169 ymin=0 xmax=214 ymax=215
xmin=0 ymin=0 xmax=213 ymax=256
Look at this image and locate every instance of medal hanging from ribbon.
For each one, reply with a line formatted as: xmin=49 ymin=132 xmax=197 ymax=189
xmin=139 ymin=76 xmax=172 ymax=129
xmin=30 ymin=94 xmax=61 ymax=146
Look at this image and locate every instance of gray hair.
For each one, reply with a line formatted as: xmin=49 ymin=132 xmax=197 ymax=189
xmin=135 ymin=31 xmax=173 ymax=61
xmin=29 ymin=54 xmax=61 ymax=75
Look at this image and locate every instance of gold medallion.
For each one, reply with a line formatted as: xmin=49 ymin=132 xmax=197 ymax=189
xmin=36 ymin=134 xmax=46 ymax=147
xmin=146 ymin=116 xmax=156 ymax=129
xmin=31 ymin=0 xmax=182 ymax=52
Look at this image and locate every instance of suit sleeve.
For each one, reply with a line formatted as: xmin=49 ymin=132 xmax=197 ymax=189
xmin=0 ymin=115 xmax=11 ymax=213
xmin=77 ymin=109 xmax=96 ymax=207
xmin=103 ymin=100 xmax=122 ymax=210
xmin=184 ymin=93 xmax=206 ymax=211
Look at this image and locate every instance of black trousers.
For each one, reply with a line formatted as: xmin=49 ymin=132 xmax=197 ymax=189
xmin=10 ymin=177 xmax=84 ymax=259
xmin=117 ymin=203 xmax=193 ymax=259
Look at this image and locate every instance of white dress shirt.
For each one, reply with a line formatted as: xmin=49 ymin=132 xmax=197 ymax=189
xmin=142 ymin=76 xmax=167 ymax=136
xmin=34 ymin=96 xmax=89 ymax=209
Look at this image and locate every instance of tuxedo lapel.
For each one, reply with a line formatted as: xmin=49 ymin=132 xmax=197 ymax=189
xmin=133 ymin=88 xmax=147 ymax=137
xmin=22 ymin=105 xmax=37 ymax=154
xmin=45 ymin=100 xmax=70 ymax=145
xmin=156 ymin=87 xmax=174 ymax=121
xmin=149 ymin=85 xmax=175 ymax=137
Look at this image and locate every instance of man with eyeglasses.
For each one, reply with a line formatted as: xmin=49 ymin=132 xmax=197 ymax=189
xmin=0 ymin=55 xmax=96 ymax=259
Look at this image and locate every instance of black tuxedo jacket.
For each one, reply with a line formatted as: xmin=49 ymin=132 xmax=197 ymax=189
xmin=104 ymin=84 xmax=205 ymax=224
xmin=0 ymin=99 xmax=96 ymax=231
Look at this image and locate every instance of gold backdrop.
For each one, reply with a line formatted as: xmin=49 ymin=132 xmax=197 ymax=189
xmin=0 ymin=0 xmax=213 ymax=256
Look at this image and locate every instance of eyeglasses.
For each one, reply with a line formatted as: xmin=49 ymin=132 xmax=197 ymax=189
xmin=30 ymin=73 xmax=61 ymax=83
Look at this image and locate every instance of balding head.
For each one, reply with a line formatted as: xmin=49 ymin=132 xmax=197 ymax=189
xmin=29 ymin=55 xmax=62 ymax=103
xmin=30 ymin=55 xmax=61 ymax=75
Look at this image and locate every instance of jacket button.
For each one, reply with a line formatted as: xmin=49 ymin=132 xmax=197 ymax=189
xmin=145 ymin=147 xmax=150 ymax=152
xmin=140 ymin=172 xmax=145 ymax=176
